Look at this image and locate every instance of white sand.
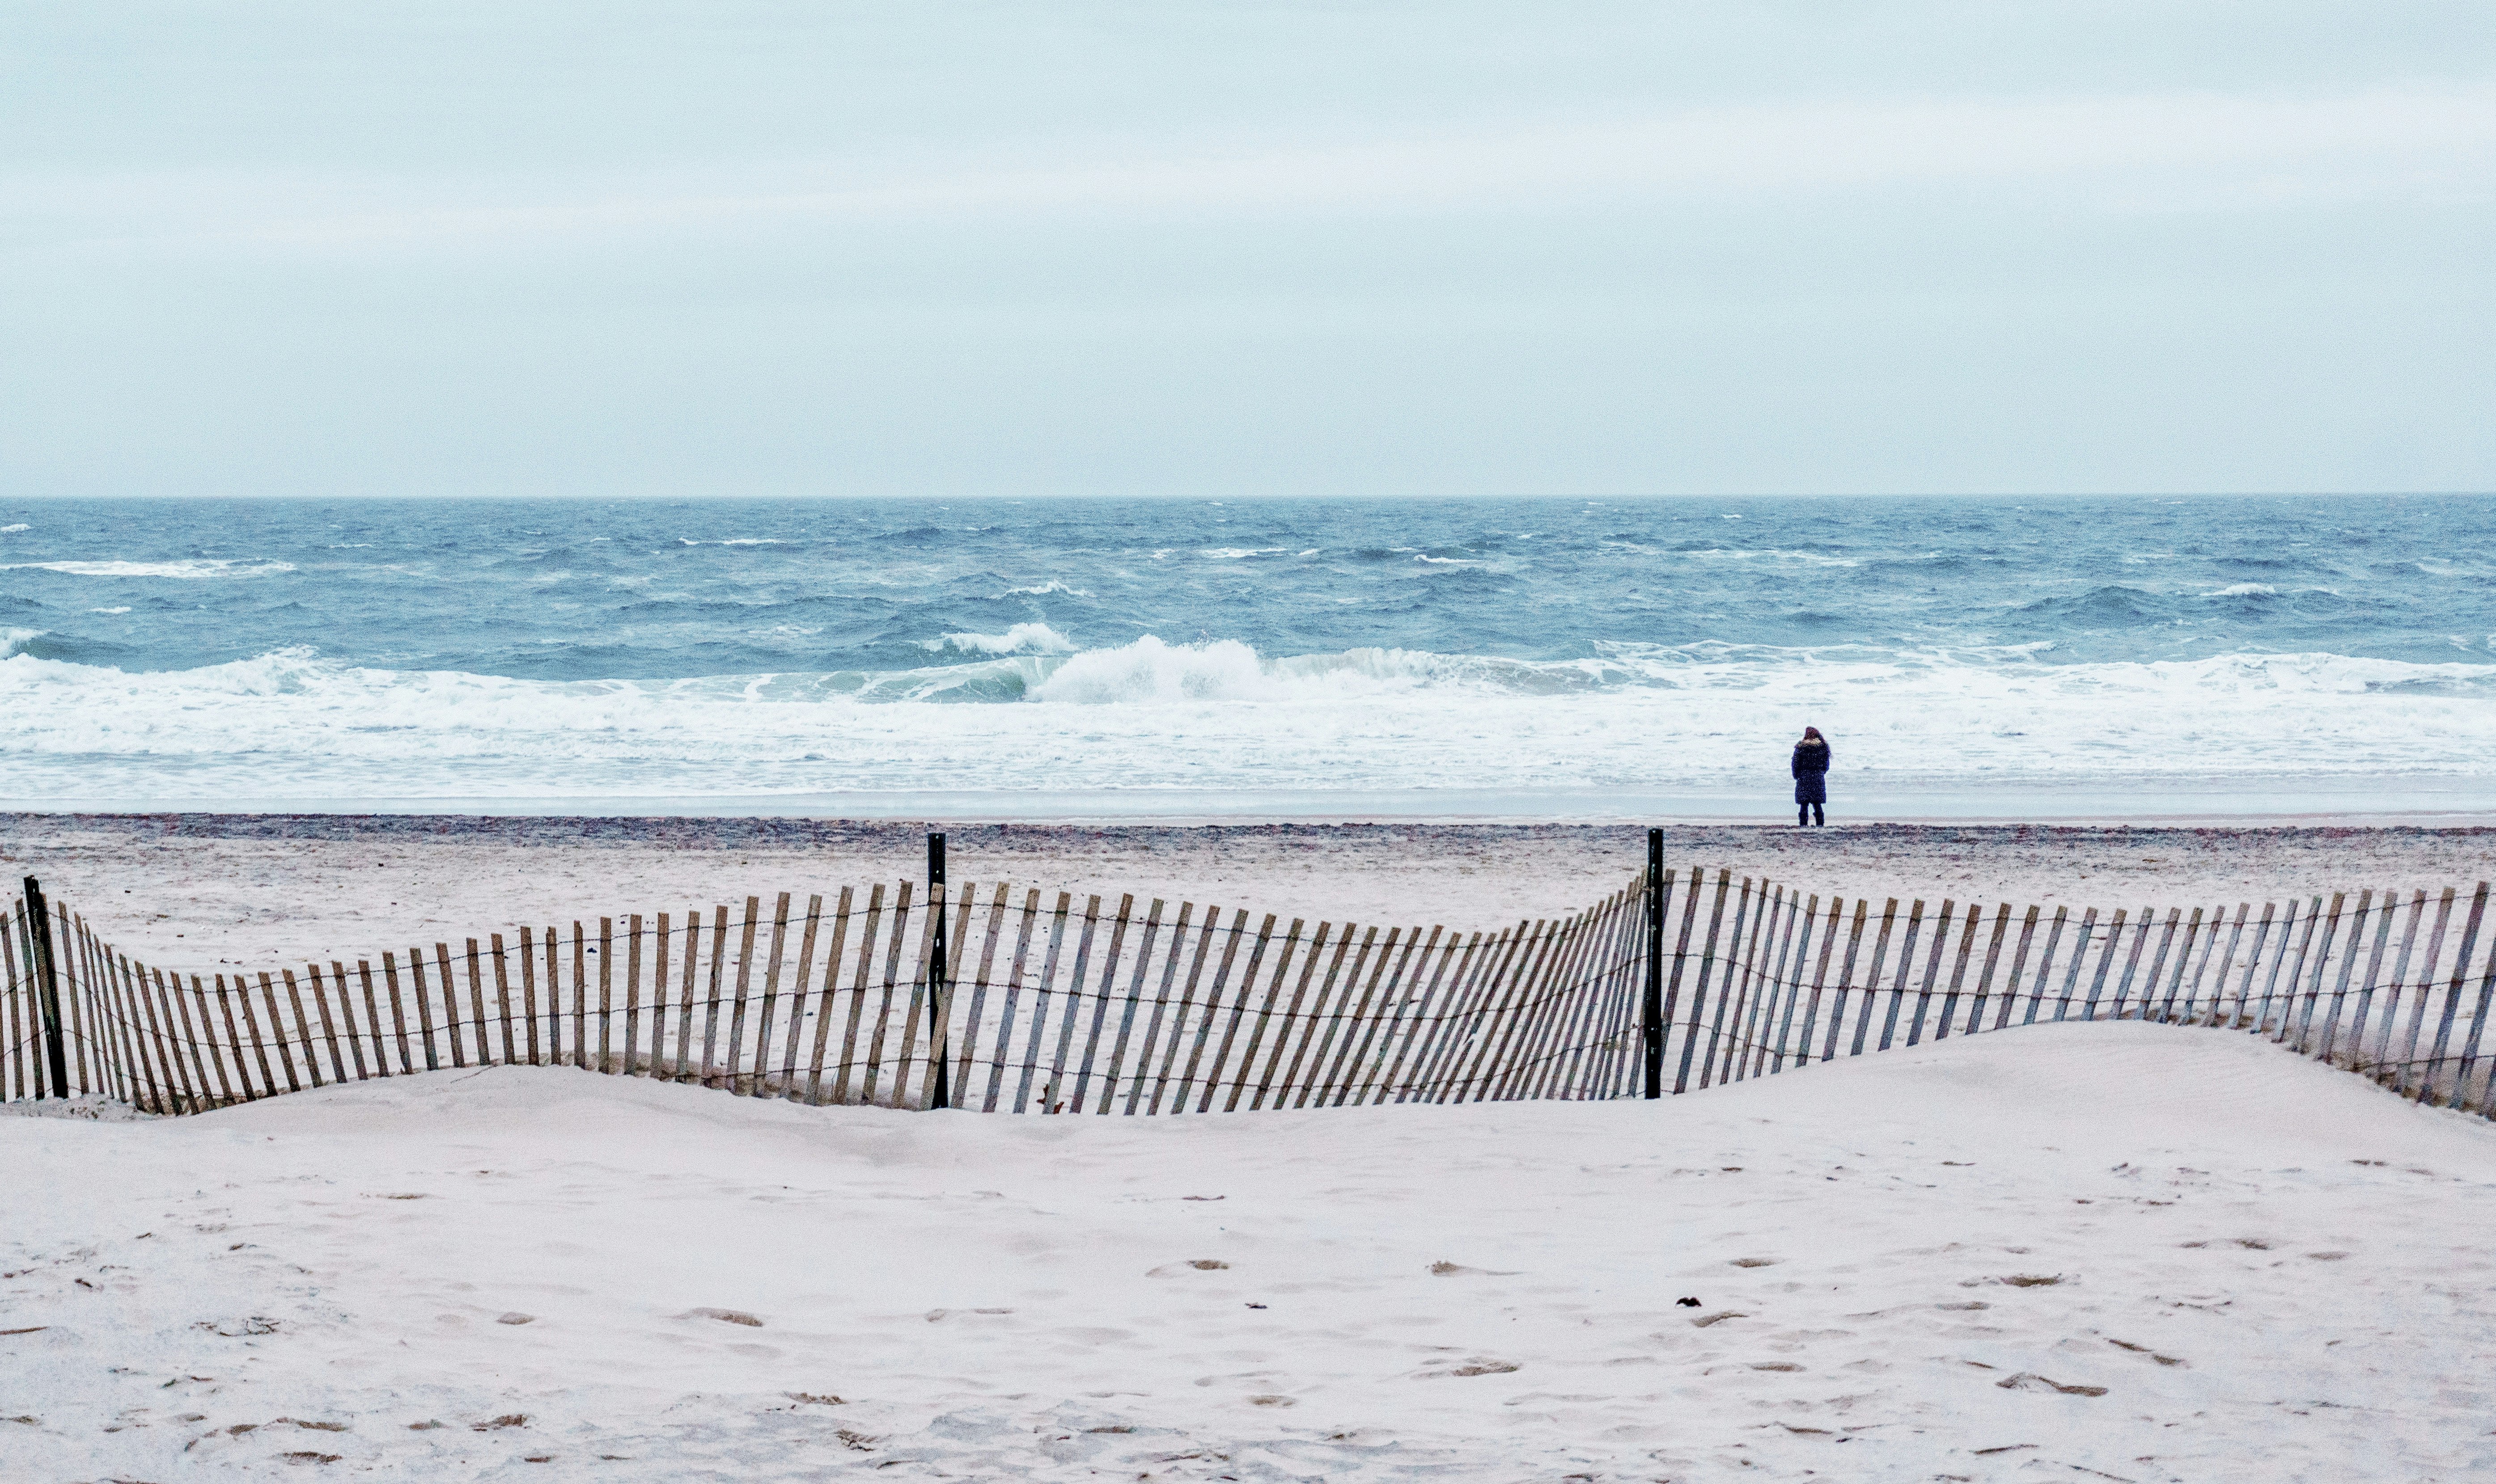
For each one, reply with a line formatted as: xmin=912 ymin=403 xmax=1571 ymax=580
xmin=4 ymin=1021 xmax=2491 ymax=1480
xmin=5 ymin=815 xmax=2492 ymax=972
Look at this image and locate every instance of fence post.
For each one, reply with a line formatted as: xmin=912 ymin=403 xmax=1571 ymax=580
xmin=22 ymin=877 xmax=69 ymax=1100
xmin=928 ymin=833 xmax=950 ymax=1111
xmin=1643 ymin=829 xmax=1664 ymax=1099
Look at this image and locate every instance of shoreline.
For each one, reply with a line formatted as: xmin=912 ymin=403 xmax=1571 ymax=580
xmin=7 ymin=813 xmax=2492 ymax=974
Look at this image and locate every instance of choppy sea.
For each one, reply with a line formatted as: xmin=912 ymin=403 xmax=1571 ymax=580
xmin=3 ymin=495 xmax=2491 ymax=817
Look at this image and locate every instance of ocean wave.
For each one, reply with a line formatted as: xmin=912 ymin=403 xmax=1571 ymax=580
xmin=1 ymin=558 xmax=297 ymax=579
xmin=0 ymin=523 xmax=28 ymax=534
xmin=1199 ymin=548 xmax=1285 ymax=560
xmin=2 ymin=627 xmax=42 ymax=657
xmin=1000 ymin=579 xmax=1090 ymax=597
xmin=3 ymin=639 xmax=2493 ymax=800
xmin=933 ymin=622 xmax=1078 ymax=656
xmin=678 ymin=538 xmax=799 ymax=546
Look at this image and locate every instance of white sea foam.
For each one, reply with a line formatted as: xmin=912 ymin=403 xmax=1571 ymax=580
xmin=3 ymin=638 xmax=2492 ymax=807
xmin=0 ymin=558 xmax=296 ymax=579
xmin=89 ymin=607 xmax=131 ymax=615
xmin=0 ymin=523 xmax=28 ymax=533
xmin=1 ymin=628 xmax=42 ymax=657
xmin=1000 ymin=579 xmax=1090 ymax=597
xmin=2214 ymin=583 xmax=2278 ymax=596
xmin=1198 ymin=548 xmax=1284 ymax=560
xmin=934 ymin=622 xmax=1078 ymax=656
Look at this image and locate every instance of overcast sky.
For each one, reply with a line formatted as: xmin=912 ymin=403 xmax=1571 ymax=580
xmin=4 ymin=2 xmax=2490 ymax=499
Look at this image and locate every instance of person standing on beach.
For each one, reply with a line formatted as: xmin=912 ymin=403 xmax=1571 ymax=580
xmin=1792 ymin=726 xmax=1831 ymax=827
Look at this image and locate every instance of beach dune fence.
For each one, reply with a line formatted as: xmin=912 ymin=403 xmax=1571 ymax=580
xmin=7 ymin=832 xmax=2495 ymax=1120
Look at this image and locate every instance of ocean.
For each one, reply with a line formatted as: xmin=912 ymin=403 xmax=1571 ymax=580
xmin=2 ymin=495 xmax=2490 ymax=817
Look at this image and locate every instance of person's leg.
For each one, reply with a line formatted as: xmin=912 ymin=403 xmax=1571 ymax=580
xmin=1812 ymin=803 xmax=1826 ymax=826
xmin=1797 ymin=804 xmax=1808 ymax=828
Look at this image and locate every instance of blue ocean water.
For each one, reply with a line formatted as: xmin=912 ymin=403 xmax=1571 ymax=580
xmin=3 ymin=495 xmax=2492 ymax=815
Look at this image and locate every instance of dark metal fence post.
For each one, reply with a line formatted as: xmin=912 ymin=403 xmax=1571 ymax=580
xmin=23 ymin=877 xmax=69 ymax=1100
xmin=1643 ymin=830 xmax=1664 ymax=1099
xmin=927 ymin=833 xmax=949 ymax=1111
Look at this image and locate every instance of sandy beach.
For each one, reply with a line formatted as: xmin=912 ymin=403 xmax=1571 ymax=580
xmin=6 ymin=813 xmax=2491 ymax=973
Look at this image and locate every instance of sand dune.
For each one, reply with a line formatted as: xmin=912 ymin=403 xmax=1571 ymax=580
xmin=4 ymin=1020 xmax=2490 ymax=1480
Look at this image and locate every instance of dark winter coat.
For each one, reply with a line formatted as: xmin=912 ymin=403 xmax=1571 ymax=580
xmin=1791 ymin=739 xmax=1831 ymax=804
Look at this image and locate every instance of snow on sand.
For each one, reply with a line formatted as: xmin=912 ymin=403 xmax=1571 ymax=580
xmin=4 ymin=1023 xmax=2492 ymax=1481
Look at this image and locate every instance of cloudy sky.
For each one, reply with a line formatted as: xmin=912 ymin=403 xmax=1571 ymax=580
xmin=5 ymin=2 xmax=2490 ymax=498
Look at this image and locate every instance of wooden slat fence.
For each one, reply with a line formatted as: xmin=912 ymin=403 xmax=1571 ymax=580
xmin=8 ymin=867 xmax=2494 ymax=1119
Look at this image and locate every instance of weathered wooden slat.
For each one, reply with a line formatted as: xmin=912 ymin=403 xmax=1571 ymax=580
xmin=2445 ymin=909 xmax=2496 ymax=1110
xmin=1226 ymin=917 xmax=1310 ymax=1112
xmin=2109 ymin=908 xmax=2168 ymax=1021
xmin=1249 ymin=918 xmax=1339 ymax=1110
xmin=2222 ymin=903 xmax=2274 ymax=1029
xmin=275 ymin=968 xmax=320 ymax=1090
xmin=697 ymin=903 xmax=733 ymax=1089
xmin=1164 ymin=907 xmax=1249 ymax=1114
xmin=480 ymin=936 xmax=513 ymax=1067
xmin=1767 ymin=894 xmax=1825 ymax=1074
xmin=1013 ymin=891 xmax=1076 ymax=1114
xmin=1447 ymin=920 xmax=1547 ymax=1103
xmin=237 ymin=973 xmax=281 ymax=1095
xmin=1572 ymin=889 xmax=1646 ymax=1096
xmin=2416 ymin=882 xmax=2489 ymax=1104
xmin=1286 ymin=922 xmax=1373 ymax=1108
xmin=957 ymin=884 xmax=1013 ymax=1102
xmin=792 ymin=888 xmax=851 ymax=1102
xmin=1742 ymin=888 xmax=1802 ymax=1078
xmin=779 ymin=896 xmax=824 ymax=1097
xmin=428 ymin=943 xmax=465 ymax=1070
xmin=1649 ymin=870 xmax=1704 ymax=1075
xmin=2312 ymin=893 xmax=2371 ymax=1058
xmin=2389 ymin=888 xmax=2455 ymax=1094
xmin=135 ymin=960 xmax=194 ymax=1112
xmin=1028 ymin=892 xmax=1099 ymax=1114
xmin=2253 ymin=900 xmax=2310 ymax=1037
xmin=1123 ymin=901 xmax=1198 ymax=1115
xmin=2290 ymin=894 xmax=2349 ymax=1053
xmin=1402 ymin=926 xmax=1506 ymax=1104
xmin=2185 ymin=906 xmax=2244 ymax=1027
xmin=1462 ymin=916 xmax=1559 ymax=1104
xmin=1090 ymin=898 xmax=1168 ymax=1114
xmin=299 ymin=963 xmax=346 ymax=1084
xmin=171 ymin=967 xmax=219 ymax=1108
xmin=2338 ymin=892 xmax=2403 ymax=1070
xmin=856 ymin=885 xmax=915 ymax=1104
xmin=1377 ymin=928 xmax=1477 ymax=1104
xmin=1313 ymin=923 xmax=1403 ymax=1106
xmin=1202 ymin=911 xmax=1285 ymax=1114
xmin=1809 ymin=898 xmax=1868 ymax=1063
xmin=337 ymin=959 xmax=378 ymax=1079
xmin=1055 ymin=893 xmax=1130 ymax=1113
xmin=982 ymin=889 xmax=1043 ymax=1112
xmin=514 ymin=927 xmax=541 ymax=1066
xmin=1543 ymin=893 xmax=1632 ymax=1099
xmin=724 ymin=897 xmax=762 ymax=1095
xmin=1701 ymin=883 xmax=1766 ymax=1088
xmin=559 ymin=923 xmax=581 ymax=1068
xmin=160 ymin=968 xmax=213 ymax=1108
xmin=1351 ymin=924 xmax=1446 ymax=1105
xmin=2047 ymin=908 xmax=2097 ymax=1023
xmin=1950 ymin=905 xmax=2010 ymax=1040
xmin=105 ymin=951 xmax=157 ymax=1113
xmin=1874 ymin=897 xmax=1931 ymax=1053
xmin=2077 ymin=909 xmax=2130 ymax=1022
xmin=1506 ymin=908 xmax=1601 ymax=1100
xmin=1670 ymin=873 xmax=1733 ymax=1090
xmin=187 ymin=974 xmax=237 ymax=1106
xmin=1137 ymin=901 xmax=1221 ymax=1114
xmin=648 ymin=913 xmax=672 ymax=1078
xmin=594 ymin=917 xmax=615 ymax=1075
xmin=1846 ymin=899 xmax=1902 ymax=1058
